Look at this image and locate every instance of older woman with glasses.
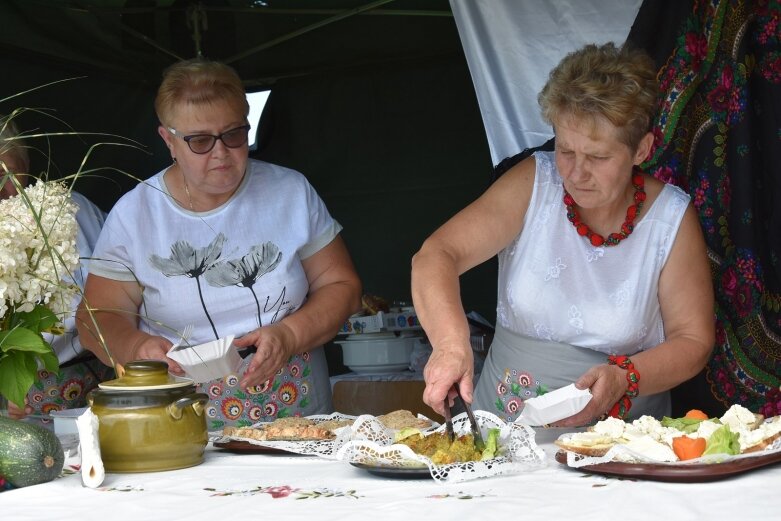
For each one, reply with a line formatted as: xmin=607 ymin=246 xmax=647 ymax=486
xmin=77 ymin=59 xmax=362 ymax=428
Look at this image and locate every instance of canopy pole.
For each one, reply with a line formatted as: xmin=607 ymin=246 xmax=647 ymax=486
xmin=224 ymin=0 xmax=396 ymax=65
xmin=103 ymin=14 xmax=184 ymax=62
xmin=187 ymin=3 xmax=207 ymax=58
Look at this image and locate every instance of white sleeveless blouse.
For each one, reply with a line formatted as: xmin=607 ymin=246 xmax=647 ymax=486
xmin=495 ymin=151 xmax=690 ymax=355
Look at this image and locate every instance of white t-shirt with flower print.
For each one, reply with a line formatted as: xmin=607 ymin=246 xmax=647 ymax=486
xmin=89 ymin=159 xmax=341 ymax=421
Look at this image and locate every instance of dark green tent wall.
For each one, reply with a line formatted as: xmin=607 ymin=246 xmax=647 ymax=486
xmin=0 ymin=1 xmax=498 ymax=322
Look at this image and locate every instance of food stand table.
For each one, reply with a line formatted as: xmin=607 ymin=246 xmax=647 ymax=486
xmin=2 ymin=428 xmax=780 ymax=520
xmin=330 ymin=371 xmax=441 ymax=421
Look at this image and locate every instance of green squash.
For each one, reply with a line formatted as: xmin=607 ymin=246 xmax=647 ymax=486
xmin=0 ymin=416 xmax=65 ymax=488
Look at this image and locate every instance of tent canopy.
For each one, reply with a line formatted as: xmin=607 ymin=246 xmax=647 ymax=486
xmin=1 ymin=0 xmax=497 ymax=318
xmin=1 ymin=0 xmax=460 ymax=87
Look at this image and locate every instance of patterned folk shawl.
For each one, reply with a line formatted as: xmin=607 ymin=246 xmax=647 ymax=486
xmin=638 ymin=0 xmax=781 ymax=416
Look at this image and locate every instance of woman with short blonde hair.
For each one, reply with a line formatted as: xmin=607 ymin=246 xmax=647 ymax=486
xmin=412 ymin=42 xmax=713 ymax=425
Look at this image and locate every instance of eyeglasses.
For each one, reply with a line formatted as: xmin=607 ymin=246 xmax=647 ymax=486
xmin=167 ymin=124 xmax=251 ymax=154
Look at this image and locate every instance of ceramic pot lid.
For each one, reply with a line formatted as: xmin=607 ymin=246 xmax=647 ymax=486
xmin=99 ymin=359 xmax=194 ymax=391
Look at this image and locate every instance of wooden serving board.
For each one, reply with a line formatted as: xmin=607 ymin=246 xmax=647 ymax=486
xmin=555 ymin=449 xmax=781 ymax=482
xmin=212 ymin=439 xmax=302 ymax=455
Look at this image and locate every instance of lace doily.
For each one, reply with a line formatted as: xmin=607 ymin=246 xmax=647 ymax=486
xmin=563 ymin=436 xmax=781 ymax=468
xmin=210 ymin=412 xmax=358 ymax=459
xmin=335 ymin=410 xmax=547 ymax=483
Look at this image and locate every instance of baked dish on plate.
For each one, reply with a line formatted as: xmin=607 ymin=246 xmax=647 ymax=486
xmin=214 ymin=410 xmax=435 ymax=459
xmin=223 ymin=416 xmax=351 ymax=442
xmin=336 ymin=410 xmax=546 ymax=483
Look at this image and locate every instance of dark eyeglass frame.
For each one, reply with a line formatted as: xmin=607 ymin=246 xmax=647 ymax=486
xmin=167 ymin=124 xmax=251 ymax=154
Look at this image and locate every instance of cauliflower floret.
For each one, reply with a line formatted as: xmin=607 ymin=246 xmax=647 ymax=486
xmin=631 ymin=415 xmax=663 ymax=434
xmin=720 ymin=404 xmax=757 ymax=431
xmin=658 ymin=427 xmax=685 ymax=447
xmin=621 ymin=425 xmax=646 ymax=441
xmin=592 ymin=416 xmax=626 ymax=438
xmin=629 ymin=416 xmax=679 ymax=444
xmin=693 ymin=419 xmax=722 ymax=440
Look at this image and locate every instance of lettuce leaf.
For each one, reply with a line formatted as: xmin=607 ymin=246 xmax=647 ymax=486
xmin=703 ymin=424 xmax=741 ymax=456
xmin=661 ymin=416 xmax=707 ymax=434
xmin=394 ymin=427 xmax=423 ymax=443
xmin=480 ymin=428 xmax=501 ymax=460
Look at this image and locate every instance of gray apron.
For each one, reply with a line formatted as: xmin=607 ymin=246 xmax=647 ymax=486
xmin=473 ymin=325 xmax=669 ymax=423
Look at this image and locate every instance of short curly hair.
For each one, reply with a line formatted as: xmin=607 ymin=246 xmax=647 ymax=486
xmin=538 ymin=42 xmax=658 ymax=151
xmin=154 ymin=59 xmax=249 ymax=127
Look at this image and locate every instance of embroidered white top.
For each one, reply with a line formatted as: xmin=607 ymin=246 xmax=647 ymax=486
xmin=495 ymin=151 xmax=690 ymax=355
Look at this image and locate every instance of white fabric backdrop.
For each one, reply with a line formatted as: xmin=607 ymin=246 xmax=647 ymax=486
xmin=450 ymin=0 xmax=643 ymax=166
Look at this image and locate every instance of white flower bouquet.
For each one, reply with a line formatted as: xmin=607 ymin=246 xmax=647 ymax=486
xmin=0 ymin=179 xmax=79 ymax=407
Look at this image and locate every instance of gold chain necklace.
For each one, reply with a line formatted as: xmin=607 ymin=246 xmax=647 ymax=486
xmin=181 ymin=168 xmax=195 ymax=211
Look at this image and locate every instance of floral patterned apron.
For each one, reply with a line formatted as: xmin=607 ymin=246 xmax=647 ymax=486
xmin=199 ymin=347 xmax=333 ymax=431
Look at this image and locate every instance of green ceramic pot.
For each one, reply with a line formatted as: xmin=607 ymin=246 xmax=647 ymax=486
xmin=88 ymin=360 xmax=208 ymax=473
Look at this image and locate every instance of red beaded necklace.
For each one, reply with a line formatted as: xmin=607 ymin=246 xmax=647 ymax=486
xmin=563 ymin=169 xmax=646 ymax=247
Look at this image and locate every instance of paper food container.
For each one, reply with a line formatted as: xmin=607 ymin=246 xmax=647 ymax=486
xmin=166 ymin=335 xmax=243 ymax=383
xmin=516 ymin=383 xmax=592 ymax=426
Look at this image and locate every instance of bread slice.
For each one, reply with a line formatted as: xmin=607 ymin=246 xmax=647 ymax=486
xmin=742 ymin=431 xmax=781 ymax=454
xmin=747 ymin=413 xmax=765 ymax=430
xmin=316 ymin=418 xmax=353 ymax=432
xmin=377 ymin=409 xmax=432 ymax=430
xmin=554 ymin=432 xmax=616 ymax=457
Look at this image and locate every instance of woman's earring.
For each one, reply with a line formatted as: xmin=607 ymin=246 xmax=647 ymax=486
xmin=172 ymin=157 xmax=178 ymax=164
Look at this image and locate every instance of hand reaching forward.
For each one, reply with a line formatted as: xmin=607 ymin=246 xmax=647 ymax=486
xmin=551 ymin=363 xmax=627 ymax=428
xmin=422 ymin=344 xmax=474 ymax=416
xmin=129 ymin=334 xmax=185 ymax=375
xmin=233 ymin=322 xmax=296 ymax=389
xmin=5 ymin=399 xmax=33 ymax=420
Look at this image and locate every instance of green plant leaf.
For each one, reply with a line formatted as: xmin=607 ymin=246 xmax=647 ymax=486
xmin=10 ymin=304 xmax=59 ymax=334
xmin=0 ymin=351 xmax=37 ymax=407
xmin=0 ymin=327 xmax=52 ymax=354
xmin=39 ymin=349 xmax=59 ymax=373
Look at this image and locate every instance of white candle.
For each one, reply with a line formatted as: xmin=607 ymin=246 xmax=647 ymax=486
xmin=75 ymin=408 xmax=105 ymax=488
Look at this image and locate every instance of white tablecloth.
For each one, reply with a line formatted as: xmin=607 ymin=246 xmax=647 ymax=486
xmin=2 ymin=428 xmax=780 ymax=520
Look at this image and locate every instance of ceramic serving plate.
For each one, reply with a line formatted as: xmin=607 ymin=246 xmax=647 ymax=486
xmin=212 ymin=439 xmax=304 ymax=455
xmin=350 ymin=461 xmax=432 ymax=479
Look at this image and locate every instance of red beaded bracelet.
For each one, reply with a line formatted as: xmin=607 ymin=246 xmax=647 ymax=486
xmin=607 ymin=355 xmax=640 ymax=419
